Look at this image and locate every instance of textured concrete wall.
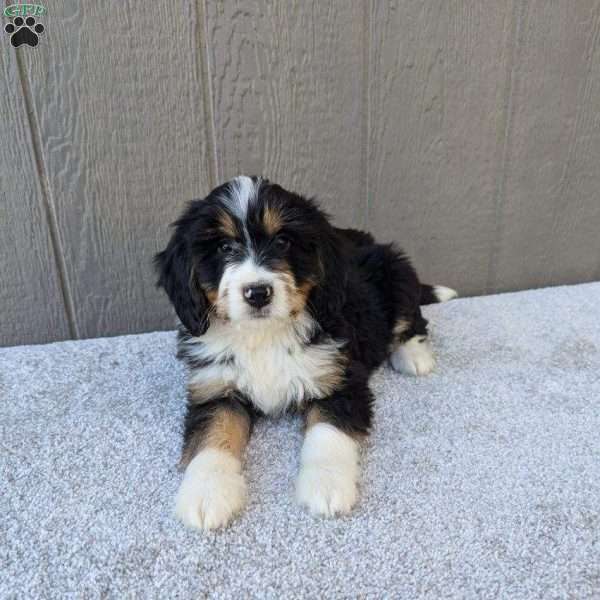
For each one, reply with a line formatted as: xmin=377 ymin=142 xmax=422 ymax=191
xmin=2 ymin=1 xmax=600 ymax=346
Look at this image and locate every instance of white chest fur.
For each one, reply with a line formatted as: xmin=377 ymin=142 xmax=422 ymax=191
xmin=185 ymin=313 xmax=345 ymax=415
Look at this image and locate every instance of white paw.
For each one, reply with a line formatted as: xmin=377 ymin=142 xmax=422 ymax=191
xmin=296 ymin=463 xmax=358 ymax=517
xmin=391 ymin=335 xmax=436 ymax=376
xmin=296 ymin=422 xmax=360 ymax=517
xmin=175 ymin=449 xmax=246 ymax=530
xmin=433 ymin=285 xmax=458 ymax=302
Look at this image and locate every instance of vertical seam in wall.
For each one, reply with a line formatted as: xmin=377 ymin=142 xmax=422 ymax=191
xmin=196 ymin=0 xmax=219 ymax=187
xmin=362 ymin=0 xmax=371 ymax=229
xmin=15 ymin=52 xmax=80 ymax=339
xmin=486 ymin=0 xmax=525 ymax=293
xmin=552 ymin=6 xmax=600 ymax=283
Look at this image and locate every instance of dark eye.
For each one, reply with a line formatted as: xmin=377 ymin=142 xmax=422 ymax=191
xmin=274 ymin=235 xmax=290 ymax=251
xmin=218 ymin=240 xmax=234 ymax=255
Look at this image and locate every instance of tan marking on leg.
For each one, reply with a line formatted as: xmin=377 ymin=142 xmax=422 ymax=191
xmin=304 ymin=405 xmax=366 ymax=442
xmin=188 ymin=380 xmax=234 ymax=404
xmin=393 ymin=319 xmax=410 ymax=337
xmin=180 ymin=405 xmax=250 ymax=467
xmin=389 ymin=318 xmax=412 ymax=353
xmin=203 ymin=408 xmax=250 ymax=458
xmin=305 ymin=405 xmax=325 ymax=430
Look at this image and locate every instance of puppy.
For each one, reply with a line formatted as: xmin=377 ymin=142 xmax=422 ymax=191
xmin=155 ymin=175 xmax=456 ymax=530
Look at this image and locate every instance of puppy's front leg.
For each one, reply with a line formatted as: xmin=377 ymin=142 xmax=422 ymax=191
xmin=296 ymin=368 xmax=373 ymax=517
xmin=175 ymin=394 xmax=252 ymax=530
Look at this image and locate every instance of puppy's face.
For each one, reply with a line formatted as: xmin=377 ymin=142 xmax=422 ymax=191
xmin=156 ymin=176 xmax=339 ymax=335
xmin=196 ymin=176 xmax=320 ymax=323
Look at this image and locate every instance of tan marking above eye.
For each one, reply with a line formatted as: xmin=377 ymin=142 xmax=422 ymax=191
xmin=262 ymin=204 xmax=283 ymax=236
xmin=216 ymin=209 xmax=238 ymax=238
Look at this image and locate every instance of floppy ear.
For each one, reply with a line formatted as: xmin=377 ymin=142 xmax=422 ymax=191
xmin=154 ymin=231 xmax=209 ymax=336
xmin=311 ymin=226 xmax=347 ymax=325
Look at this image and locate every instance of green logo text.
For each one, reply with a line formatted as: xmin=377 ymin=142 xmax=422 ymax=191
xmin=3 ymin=4 xmax=46 ymax=18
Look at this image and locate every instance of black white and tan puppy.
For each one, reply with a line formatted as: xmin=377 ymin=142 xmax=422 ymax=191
xmin=155 ymin=176 xmax=457 ymax=530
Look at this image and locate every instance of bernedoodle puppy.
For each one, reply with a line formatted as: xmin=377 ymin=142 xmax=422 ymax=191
xmin=155 ymin=176 xmax=457 ymax=530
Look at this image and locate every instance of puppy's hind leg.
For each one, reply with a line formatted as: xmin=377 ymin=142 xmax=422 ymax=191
xmin=390 ymin=311 xmax=436 ymax=376
xmin=390 ymin=282 xmax=458 ymax=376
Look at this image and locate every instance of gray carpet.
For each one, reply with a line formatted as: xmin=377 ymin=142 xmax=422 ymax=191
xmin=2 ymin=283 xmax=600 ymax=598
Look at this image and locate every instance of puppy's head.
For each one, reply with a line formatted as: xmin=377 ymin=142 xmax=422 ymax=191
xmin=155 ymin=176 xmax=345 ymax=336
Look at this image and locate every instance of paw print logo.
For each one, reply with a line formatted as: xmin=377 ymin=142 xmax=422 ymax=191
xmin=4 ymin=16 xmax=45 ymax=47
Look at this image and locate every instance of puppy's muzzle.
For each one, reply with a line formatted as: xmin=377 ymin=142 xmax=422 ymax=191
xmin=243 ymin=283 xmax=273 ymax=309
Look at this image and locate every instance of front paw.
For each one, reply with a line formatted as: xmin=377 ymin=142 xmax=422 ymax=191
xmin=296 ymin=462 xmax=358 ymax=517
xmin=296 ymin=422 xmax=360 ymax=517
xmin=175 ymin=449 xmax=246 ymax=530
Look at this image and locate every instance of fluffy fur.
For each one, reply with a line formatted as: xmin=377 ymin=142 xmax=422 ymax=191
xmin=155 ymin=175 xmax=456 ymax=530
xmin=296 ymin=422 xmax=360 ymax=517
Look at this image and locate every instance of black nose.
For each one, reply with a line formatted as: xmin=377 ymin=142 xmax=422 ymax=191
xmin=243 ymin=284 xmax=273 ymax=308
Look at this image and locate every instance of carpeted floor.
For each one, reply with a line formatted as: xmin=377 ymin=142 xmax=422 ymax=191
xmin=2 ymin=283 xmax=600 ymax=598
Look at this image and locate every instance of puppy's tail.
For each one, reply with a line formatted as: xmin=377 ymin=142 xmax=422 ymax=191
xmin=420 ymin=284 xmax=458 ymax=305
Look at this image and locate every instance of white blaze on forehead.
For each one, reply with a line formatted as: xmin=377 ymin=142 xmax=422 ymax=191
xmin=224 ymin=175 xmax=259 ymax=220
